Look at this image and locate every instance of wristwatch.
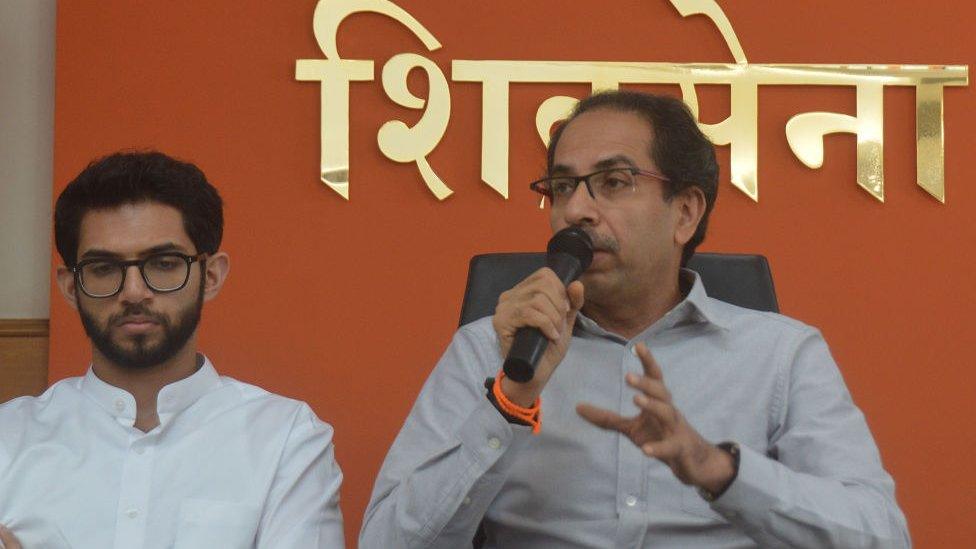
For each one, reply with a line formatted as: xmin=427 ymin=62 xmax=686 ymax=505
xmin=697 ymin=441 xmax=740 ymax=502
xmin=484 ymin=377 xmax=531 ymax=426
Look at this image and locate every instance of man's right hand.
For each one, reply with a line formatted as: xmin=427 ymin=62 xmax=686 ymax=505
xmin=492 ymin=267 xmax=584 ymax=407
xmin=0 ymin=524 xmax=22 ymax=549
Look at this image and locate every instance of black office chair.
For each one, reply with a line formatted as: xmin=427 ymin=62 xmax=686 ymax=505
xmin=459 ymin=252 xmax=778 ymax=327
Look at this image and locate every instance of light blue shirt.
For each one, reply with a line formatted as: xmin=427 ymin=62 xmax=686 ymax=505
xmin=361 ymin=272 xmax=910 ymax=548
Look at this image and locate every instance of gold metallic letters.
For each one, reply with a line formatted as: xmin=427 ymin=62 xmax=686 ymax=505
xmin=296 ymin=0 xmax=968 ymax=202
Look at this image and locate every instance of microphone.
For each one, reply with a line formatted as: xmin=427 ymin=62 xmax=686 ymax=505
xmin=503 ymin=226 xmax=594 ymax=382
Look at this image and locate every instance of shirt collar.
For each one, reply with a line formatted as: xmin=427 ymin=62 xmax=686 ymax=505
xmin=80 ymin=355 xmax=222 ymax=424
xmin=575 ymin=269 xmax=730 ymax=340
xmin=681 ymin=268 xmax=731 ymax=331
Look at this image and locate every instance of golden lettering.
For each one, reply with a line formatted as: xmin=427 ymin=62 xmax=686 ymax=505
xmin=674 ymin=1 xmax=758 ymax=200
xmin=295 ymin=59 xmax=372 ymax=200
xmin=295 ymin=0 xmax=444 ymax=199
xmin=670 ymin=0 xmax=746 ymax=64
xmin=915 ymin=79 xmax=953 ymax=202
xmin=379 ymin=53 xmax=453 ymax=200
xmin=298 ymin=0 xmax=968 ymax=203
xmin=786 ymin=80 xmax=885 ymax=201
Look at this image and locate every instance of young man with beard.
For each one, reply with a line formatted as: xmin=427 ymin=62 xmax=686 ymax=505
xmin=360 ymin=91 xmax=909 ymax=548
xmin=0 ymin=152 xmax=344 ymax=549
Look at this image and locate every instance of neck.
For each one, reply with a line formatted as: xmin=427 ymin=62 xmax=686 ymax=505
xmin=582 ymin=270 xmax=683 ymax=340
xmin=91 ymin=337 xmax=199 ymax=432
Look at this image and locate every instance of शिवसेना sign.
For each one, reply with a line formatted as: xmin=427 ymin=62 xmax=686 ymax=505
xmin=295 ymin=0 xmax=968 ymax=203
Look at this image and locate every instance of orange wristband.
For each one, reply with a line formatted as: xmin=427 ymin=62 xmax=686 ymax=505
xmin=493 ymin=369 xmax=542 ymax=434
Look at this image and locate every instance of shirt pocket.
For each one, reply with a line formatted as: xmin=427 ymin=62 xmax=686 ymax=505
xmin=173 ymin=498 xmax=261 ymax=549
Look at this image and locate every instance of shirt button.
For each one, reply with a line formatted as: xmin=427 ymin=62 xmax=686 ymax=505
xmin=487 ymin=437 xmax=501 ymax=450
xmin=462 ymin=497 xmax=472 ymax=506
xmin=114 ymin=399 xmax=126 ymax=412
xmin=625 ymin=495 xmax=638 ymax=507
xmin=134 ymin=447 xmax=145 ymax=455
xmin=125 ymin=508 xmax=139 ymax=519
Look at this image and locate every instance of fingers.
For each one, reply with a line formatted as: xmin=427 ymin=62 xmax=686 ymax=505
xmin=635 ymin=343 xmax=664 ymax=381
xmin=522 ymin=268 xmax=572 ymax=316
xmin=625 ymin=371 xmax=670 ymax=403
xmin=566 ymin=280 xmax=585 ymax=312
xmin=513 ymin=306 xmax=563 ymax=341
xmin=494 ymin=268 xmax=573 ymax=342
xmin=550 ymin=281 xmax=584 ymax=351
xmin=0 ymin=525 xmax=21 ymax=549
xmin=641 ymin=436 xmax=681 ymax=460
xmin=576 ymin=403 xmax=629 ymax=432
xmin=633 ymin=393 xmax=677 ymax=432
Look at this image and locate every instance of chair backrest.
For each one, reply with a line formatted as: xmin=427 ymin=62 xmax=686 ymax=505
xmin=458 ymin=252 xmax=778 ymax=326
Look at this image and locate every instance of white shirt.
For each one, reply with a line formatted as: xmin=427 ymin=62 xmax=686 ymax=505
xmin=0 ymin=356 xmax=345 ymax=548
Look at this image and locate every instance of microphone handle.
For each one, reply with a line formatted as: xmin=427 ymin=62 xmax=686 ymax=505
xmin=546 ymin=252 xmax=585 ymax=286
xmin=503 ymin=253 xmax=584 ymax=382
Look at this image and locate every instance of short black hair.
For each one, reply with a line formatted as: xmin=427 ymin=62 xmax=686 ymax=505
xmin=547 ymin=90 xmax=719 ymax=266
xmin=55 ymin=151 xmax=223 ymax=267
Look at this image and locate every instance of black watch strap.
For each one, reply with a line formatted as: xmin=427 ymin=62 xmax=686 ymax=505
xmin=697 ymin=441 xmax=741 ymax=502
xmin=484 ymin=377 xmax=531 ymax=426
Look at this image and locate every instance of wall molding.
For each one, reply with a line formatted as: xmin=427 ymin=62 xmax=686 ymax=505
xmin=0 ymin=318 xmax=49 ymax=338
xmin=0 ymin=318 xmax=50 ymax=402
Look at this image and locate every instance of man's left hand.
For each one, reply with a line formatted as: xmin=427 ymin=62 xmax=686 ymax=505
xmin=577 ymin=342 xmax=735 ymax=495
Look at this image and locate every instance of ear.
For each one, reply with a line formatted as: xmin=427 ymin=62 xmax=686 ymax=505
xmin=56 ymin=265 xmax=80 ymax=310
xmin=672 ymin=186 xmax=707 ymax=246
xmin=202 ymin=252 xmax=230 ymax=302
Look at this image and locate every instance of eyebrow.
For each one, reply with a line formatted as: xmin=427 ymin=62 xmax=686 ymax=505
xmin=594 ymin=155 xmax=639 ymax=170
xmin=79 ymin=243 xmax=188 ymax=260
xmin=550 ymin=155 xmax=639 ymax=176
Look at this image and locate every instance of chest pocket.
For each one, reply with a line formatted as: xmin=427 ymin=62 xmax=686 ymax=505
xmin=173 ymin=498 xmax=261 ymax=549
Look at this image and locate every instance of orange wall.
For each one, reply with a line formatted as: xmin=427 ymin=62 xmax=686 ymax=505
xmin=51 ymin=1 xmax=975 ymax=546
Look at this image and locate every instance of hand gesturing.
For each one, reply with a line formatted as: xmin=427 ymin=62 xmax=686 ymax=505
xmin=577 ymin=343 xmax=735 ymax=493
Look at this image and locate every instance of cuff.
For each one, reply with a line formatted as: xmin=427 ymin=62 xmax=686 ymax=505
xmin=709 ymin=444 xmax=781 ymax=525
xmin=457 ymin=394 xmax=534 ymax=471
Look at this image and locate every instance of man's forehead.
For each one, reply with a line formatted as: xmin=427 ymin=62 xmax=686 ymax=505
xmin=77 ymin=202 xmax=194 ymax=255
xmin=552 ymin=109 xmax=655 ymax=173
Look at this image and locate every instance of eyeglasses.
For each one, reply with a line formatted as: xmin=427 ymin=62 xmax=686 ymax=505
xmin=71 ymin=252 xmax=206 ymax=298
xmin=529 ymin=167 xmax=670 ymax=208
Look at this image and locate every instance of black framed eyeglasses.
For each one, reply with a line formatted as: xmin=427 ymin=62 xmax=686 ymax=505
xmin=529 ymin=167 xmax=670 ymax=208
xmin=71 ymin=252 xmax=206 ymax=298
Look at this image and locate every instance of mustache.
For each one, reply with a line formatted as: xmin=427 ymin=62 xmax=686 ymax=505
xmin=110 ymin=305 xmax=168 ymax=326
xmin=581 ymin=229 xmax=619 ymax=253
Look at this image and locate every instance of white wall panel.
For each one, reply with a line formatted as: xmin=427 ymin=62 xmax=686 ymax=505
xmin=0 ymin=0 xmax=56 ymax=318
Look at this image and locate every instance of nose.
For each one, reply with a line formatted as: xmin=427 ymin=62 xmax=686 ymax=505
xmin=118 ymin=264 xmax=153 ymax=303
xmin=560 ymin=182 xmax=600 ymax=228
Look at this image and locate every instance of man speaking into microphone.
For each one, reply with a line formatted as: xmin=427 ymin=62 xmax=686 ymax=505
xmin=360 ymin=91 xmax=909 ymax=548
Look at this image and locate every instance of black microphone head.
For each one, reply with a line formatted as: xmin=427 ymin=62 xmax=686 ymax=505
xmin=547 ymin=226 xmax=594 ymax=271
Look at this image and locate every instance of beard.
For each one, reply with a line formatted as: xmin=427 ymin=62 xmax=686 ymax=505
xmin=79 ymin=281 xmax=204 ymax=371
